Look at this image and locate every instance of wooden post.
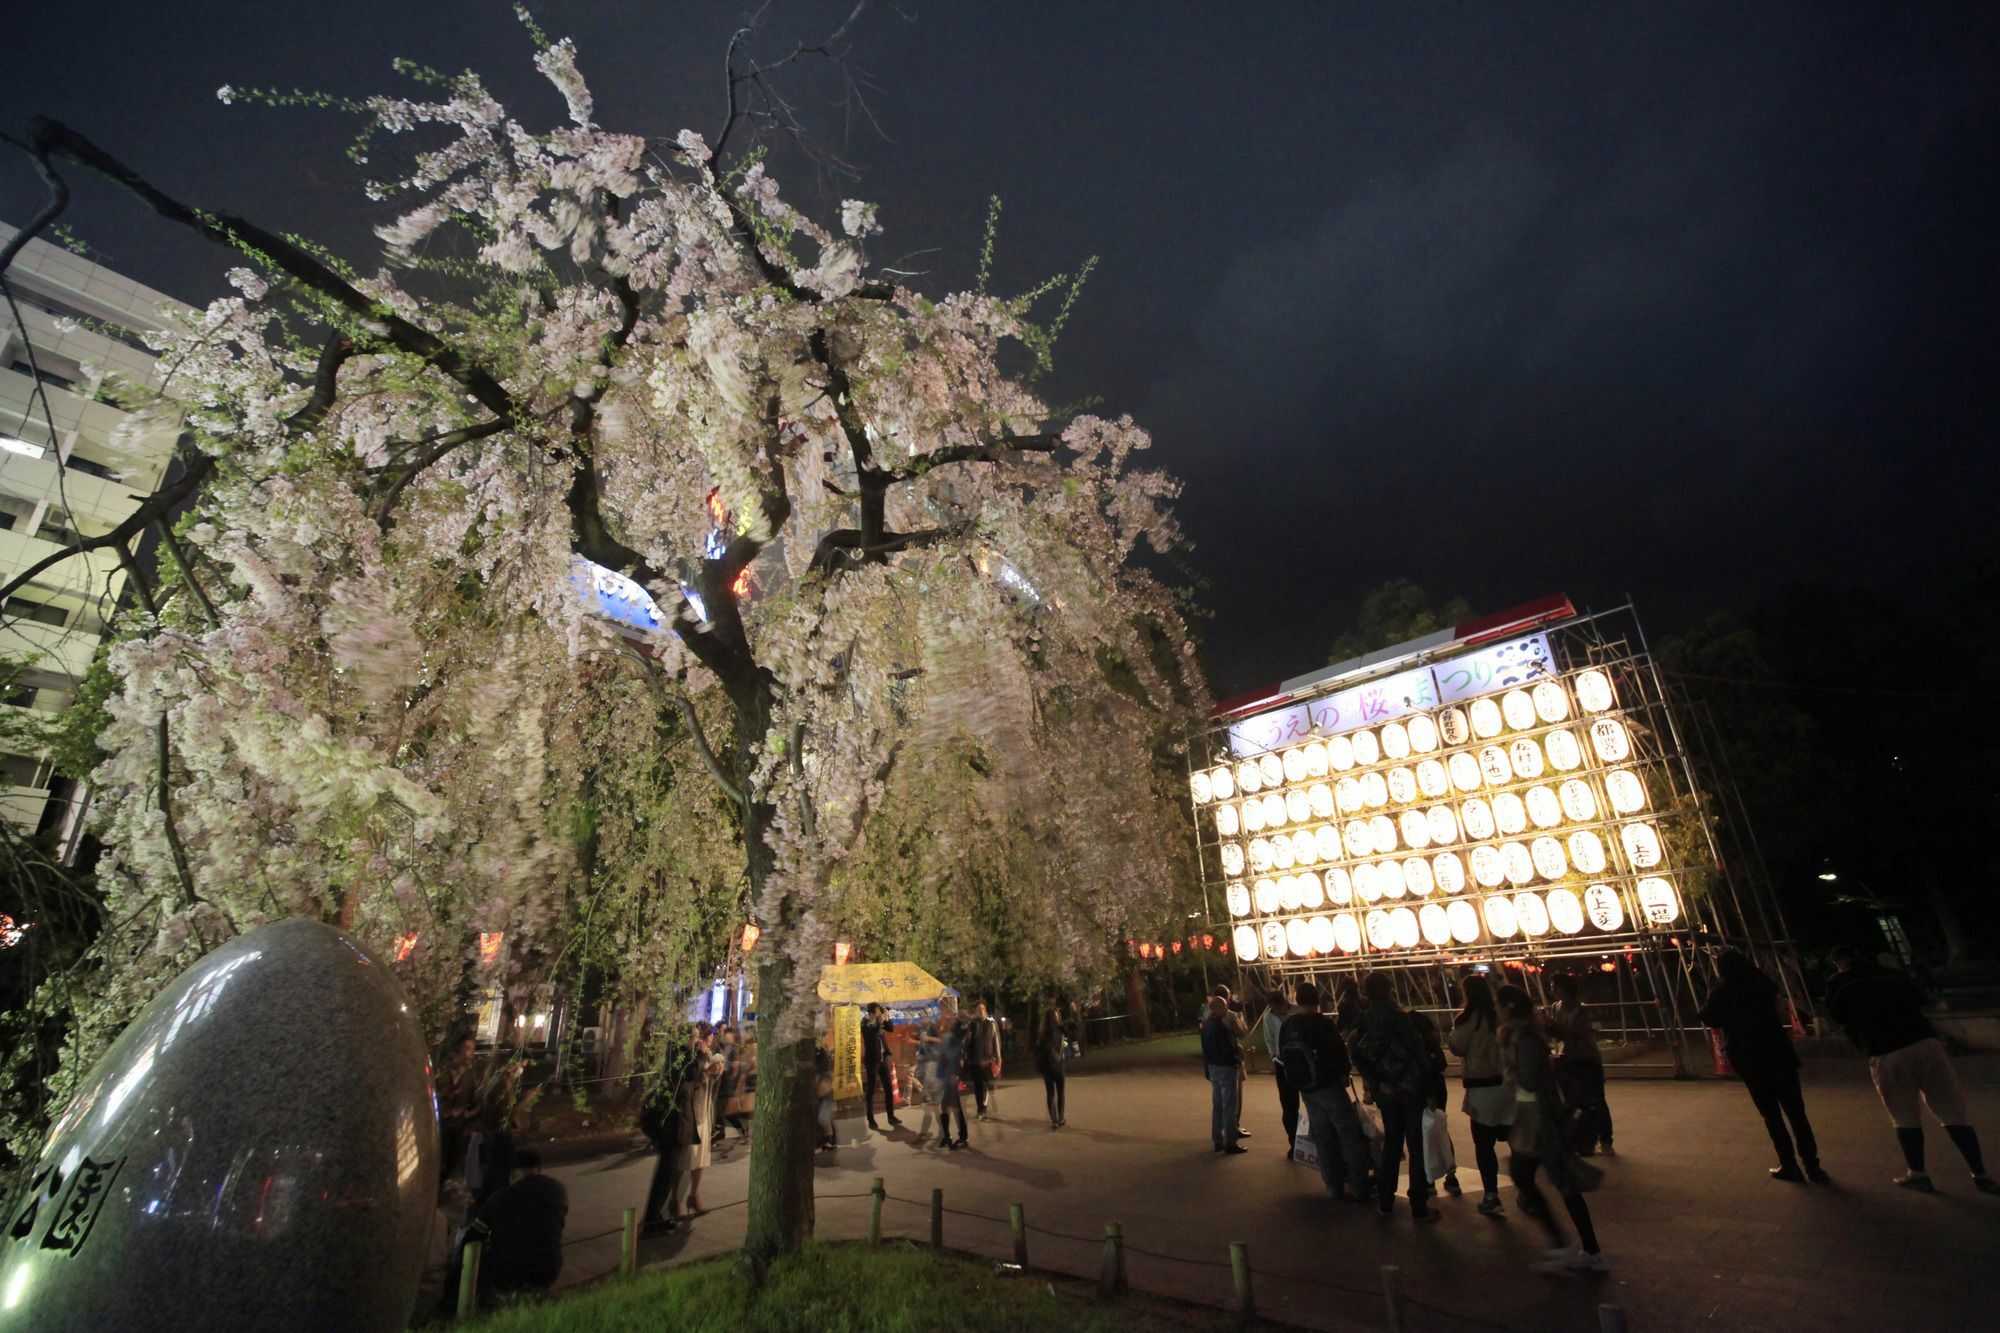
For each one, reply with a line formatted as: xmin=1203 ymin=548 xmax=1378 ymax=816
xmin=455 ymin=1239 xmax=482 ymax=1321
xmin=1011 ymin=1203 xmax=1029 ymax=1266
xmin=1381 ymin=1264 xmax=1405 ymax=1333
xmin=619 ymin=1207 xmax=637 ymax=1276
xmin=1229 ymin=1241 xmax=1254 ymax=1319
xmin=869 ymin=1177 xmax=885 ymax=1245
xmin=1100 ymin=1221 xmax=1127 ymax=1295
xmin=1599 ymin=1306 xmax=1630 ymax=1333
xmin=930 ymin=1186 xmax=944 ymax=1249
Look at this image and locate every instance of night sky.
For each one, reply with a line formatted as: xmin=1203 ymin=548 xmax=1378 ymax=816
xmin=6 ymin=2 xmax=1995 ymax=696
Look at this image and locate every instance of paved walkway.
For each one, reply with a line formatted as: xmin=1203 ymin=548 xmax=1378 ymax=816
xmin=539 ymin=1054 xmax=2000 ymax=1331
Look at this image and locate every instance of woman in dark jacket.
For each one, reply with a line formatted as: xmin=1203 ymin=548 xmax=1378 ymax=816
xmin=1699 ymin=950 xmax=1825 ymax=1182
xmin=1034 ymin=1005 xmax=1068 ymax=1128
xmin=1497 ymin=985 xmax=1606 ymax=1272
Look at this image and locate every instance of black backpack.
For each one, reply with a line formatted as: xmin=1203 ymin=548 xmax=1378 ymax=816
xmin=1279 ymin=1017 xmax=1335 ymax=1092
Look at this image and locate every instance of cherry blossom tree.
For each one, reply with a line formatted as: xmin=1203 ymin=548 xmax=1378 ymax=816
xmin=1 ymin=15 xmax=1203 ymax=1258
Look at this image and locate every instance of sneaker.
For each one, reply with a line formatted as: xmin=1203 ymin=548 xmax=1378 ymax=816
xmin=954 ymin=1138 xmax=968 ymax=1149
xmin=1894 ymin=1171 xmax=1935 ymax=1192
xmin=887 ymin=1117 xmax=904 ymax=1127
xmin=867 ymin=1119 xmax=881 ymax=1131
xmin=1599 ymin=1141 xmax=1615 ymax=1156
xmin=1478 ymin=1194 xmax=1504 ymax=1216
xmin=1413 ymin=1208 xmax=1441 ymax=1226
xmin=1233 ymin=1129 xmax=1253 ymax=1140
xmin=1532 ymin=1247 xmax=1576 ymax=1274
xmin=1974 ymin=1175 xmax=1998 ymax=1195
xmin=1566 ymin=1249 xmax=1609 ymax=1273
xmin=1443 ymin=1174 xmax=1463 ymax=1197
xmin=1769 ymin=1164 xmax=1804 ymax=1183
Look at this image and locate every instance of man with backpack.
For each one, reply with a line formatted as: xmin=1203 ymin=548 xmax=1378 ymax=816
xmin=1280 ymin=982 xmax=1374 ymax=1201
xmin=1259 ymin=984 xmax=1299 ymax=1151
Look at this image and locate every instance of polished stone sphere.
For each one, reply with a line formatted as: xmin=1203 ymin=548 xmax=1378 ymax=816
xmin=0 ymin=919 xmax=439 ymax=1332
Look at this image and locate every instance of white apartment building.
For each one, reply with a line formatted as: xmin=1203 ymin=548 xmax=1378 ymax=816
xmin=1 ymin=220 xmax=188 ymax=849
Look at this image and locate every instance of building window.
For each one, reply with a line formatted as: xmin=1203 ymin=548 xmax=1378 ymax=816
xmin=33 ymin=515 xmax=79 ymax=547
xmin=7 ymin=356 xmax=76 ymax=394
xmin=1 ymin=683 xmax=36 ymax=708
xmin=3 ymin=596 xmax=69 ymax=628
xmin=64 ymin=455 xmax=116 ymax=481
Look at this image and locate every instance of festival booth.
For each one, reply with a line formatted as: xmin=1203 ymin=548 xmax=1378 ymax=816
xmin=818 ymin=961 xmax=956 ymax=1142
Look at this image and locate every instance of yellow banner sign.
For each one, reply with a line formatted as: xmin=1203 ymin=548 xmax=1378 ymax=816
xmin=831 ymin=1005 xmax=863 ymax=1100
xmin=816 ymin=961 xmax=946 ymax=1006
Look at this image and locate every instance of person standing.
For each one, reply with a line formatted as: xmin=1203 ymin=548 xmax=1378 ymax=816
xmin=861 ymin=1003 xmax=902 ymax=1131
xmin=1213 ymin=985 xmax=1252 ymax=1139
xmin=1827 ymin=946 xmax=1997 ymax=1194
xmin=1202 ymin=995 xmax=1248 ymax=1154
xmin=1448 ymin=974 xmax=1515 ymax=1215
xmin=1278 ymin=982 xmax=1372 ymax=1199
xmin=471 ymin=1149 xmax=568 ymax=1305
xmin=935 ymin=1019 xmax=970 ymax=1149
xmin=1348 ymin=972 xmax=1437 ymax=1223
xmin=1034 ymin=1004 xmax=1068 ymax=1127
xmin=1497 ymin=984 xmax=1607 ymax=1273
xmin=638 ymin=1035 xmax=694 ymax=1236
xmin=1547 ymin=974 xmax=1613 ymax=1155
xmin=1699 ymin=950 xmax=1825 ymax=1182
xmin=676 ymin=1026 xmax=724 ymax=1216
xmin=1259 ymin=984 xmax=1300 ymax=1151
xmin=966 ymin=1002 xmax=1001 ymax=1120
xmin=474 ymin=1052 xmax=541 ymax=1206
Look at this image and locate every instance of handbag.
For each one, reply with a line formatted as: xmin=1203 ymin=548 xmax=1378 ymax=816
xmin=1350 ymin=1080 xmax=1384 ymax=1150
xmin=1421 ymin=1107 xmax=1457 ymax=1182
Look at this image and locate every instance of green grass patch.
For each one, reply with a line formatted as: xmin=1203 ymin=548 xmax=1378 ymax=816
xmin=470 ymin=1241 xmax=1237 ymax=1332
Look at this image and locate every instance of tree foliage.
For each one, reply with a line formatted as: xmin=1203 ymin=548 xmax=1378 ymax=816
xmin=1327 ymin=579 xmax=1470 ymax=663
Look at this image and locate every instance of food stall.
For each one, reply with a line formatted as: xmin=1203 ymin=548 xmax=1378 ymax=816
xmin=817 ymin=961 xmax=956 ymax=1129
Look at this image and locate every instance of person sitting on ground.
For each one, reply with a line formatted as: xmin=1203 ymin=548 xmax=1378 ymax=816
xmin=472 ymin=1148 xmax=569 ymax=1304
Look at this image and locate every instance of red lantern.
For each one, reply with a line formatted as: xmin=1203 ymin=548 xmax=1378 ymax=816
xmin=1172 ymin=940 xmax=1183 ymax=955
xmin=1219 ymin=942 xmax=1230 ymax=956
xmin=1202 ymin=934 xmax=1214 ymax=949
xmin=393 ymin=933 xmax=418 ymax=962
xmin=740 ymin=922 xmax=762 ymax=954
xmin=833 ymin=940 xmax=853 ymax=966
xmin=477 ymin=932 xmax=503 ymax=967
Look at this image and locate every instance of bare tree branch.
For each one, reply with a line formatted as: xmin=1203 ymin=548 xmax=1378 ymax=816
xmin=0 ymin=446 xmax=215 ymax=607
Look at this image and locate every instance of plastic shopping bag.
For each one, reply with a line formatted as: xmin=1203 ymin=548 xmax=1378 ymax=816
xmin=1421 ymin=1107 xmax=1457 ymax=1183
xmin=1292 ymin=1106 xmax=1319 ymax=1169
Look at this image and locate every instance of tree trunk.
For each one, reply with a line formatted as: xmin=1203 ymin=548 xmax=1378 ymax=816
xmin=740 ymin=953 xmax=818 ymax=1271
xmin=1123 ymin=969 xmax=1152 ymax=1040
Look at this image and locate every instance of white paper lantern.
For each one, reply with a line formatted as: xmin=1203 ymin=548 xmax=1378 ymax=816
xmin=1190 ymin=770 xmax=1213 ymax=805
xmin=1416 ymin=759 xmax=1449 ymax=798
xmin=1344 ymin=819 xmax=1374 ymax=857
xmin=1432 ymin=851 xmax=1467 ymax=894
xmin=1351 ymin=728 xmax=1382 ymax=767
xmin=1234 ymin=924 xmax=1260 ymax=960
xmin=1303 ymin=741 xmax=1330 ymax=778
xmin=1381 ymin=721 xmax=1412 ymax=760
xmin=1334 ymin=913 xmax=1363 ymax=953
xmin=1220 ymin=843 xmax=1246 ymax=877
xmin=1546 ymin=888 xmax=1585 ymax=934
xmin=1469 ymin=697 xmax=1504 ymax=739
xmin=1403 ymin=856 xmax=1436 ymax=897
xmin=1439 ymin=707 xmax=1471 ymax=746
xmin=1447 ymin=898 xmax=1481 ymax=944
xmin=1308 ymin=915 xmax=1337 ymax=955
xmin=1449 ymin=752 xmax=1483 ymax=793
xmin=1325 ymin=867 xmax=1354 ymax=905
xmin=1515 ymin=891 xmax=1552 ymax=937
xmin=1308 ymin=783 xmax=1337 ymax=819
xmin=1390 ymin=907 xmax=1421 ymax=949
xmin=1493 ymin=792 xmax=1528 ymax=837
xmin=1364 ymin=910 xmax=1395 ymax=951
xmin=1621 ymin=821 xmax=1664 ymax=869
xmin=1262 ymin=792 xmax=1288 ymax=828
xmin=1279 ymin=875 xmax=1303 ymax=911
xmin=1216 ymin=803 xmax=1242 ymax=837
xmin=1568 ymin=830 xmax=1608 ymax=875
xmin=1353 ymin=862 xmax=1382 ymax=903
xmin=1525 ymin=785 xmax=1563 ymax=829
xmin=1637 ymin=876 xmax=1680 ymax=924
xmin=1544 ymin=729 xmax=1582 ymax=772
xmin=1336 ymin=777 xmax=1363 ymax=814
xmin=1285 ymin=789 xmax=1312 ymax=825
xmin=1427 ymin=805 xmax=1460 ymax=845
xmin=1291 ymin=829 xmax=1319 ymax=865
xmin=1420 ymin=902 xmax=1453 ymax=946
xmin=1248 ymin=838 xmax=1274 ymax=873
xmin=1530 ymin=836 xmax=1568 ymax=881
xmin=1370 ymin=858 xmax=1403 ymax=899
xmin=1369 ymin=814 xmax=1400 ymax=853
xmin=1399 ymin=809 xmax=1432 ymax=850
xmin=1483 ymin=895 xmax=1521 ymax=938
xmin=1532 ymin=680 xmax=1571 ymax=724
xmin=1501 ymin=841 xmax=1535 ymax=886
xmin=1241 ymin=798 xmax=1265 ymax=833
xmin=1386 ymin=766 xmax=1417 ymax=805
xmin=1575 ymin=668 xmax=1616 ymax=714
xmin=1226 ymin=881 xmax=1252 ymax=918
xmin=1210 ymin=765 xmax=1236 ymax=800
xmin=1360 ymin=772 xmax=1389 ymax=809
xmin=1270 ymin=836 xmax=1296 ymax=870
xmin=1259 ymin=753 xmax=1284 ymax=787
xmin=1470 ymin=844 xmax=1506 ymax=887
xmin=1262 ymin=920 xmax=1288 ymax=959
xmin=1584 ymin=883 xmax=1625 ymax=932
xmin=1461 ymin=797 xmax=1497 ymax=841
xmin=1407 ymin=714 xmax=1440 ymax=752
xmin=1479 ymin=746 xmax=1513 ymax=787
xmin=1590 ymin=718 xmax=1631 ymax=763
xmin=1605 ymin=768 xmax=1646 ymax=814
xmin=1299 ymin=871 xmax=1326 ymax=909
xmin=1254 ymin=877 xmax=1281 ymax=913
xmin=1315 ymin=825 xmax=1343 ymax=862
xmin=1510 ymin=737 xmax=1546 ymax=780
xmin=1501 ymin=689 xmax=1537 ymax=732
xmin=1558 ymin=779 xmax=1597 ymax=823
xmin=1282 ymin=747 xmax=1309 ymax=784
xmin=1238 ymin=760 xmax=1263 ymax=794
xmin=1328 ymin=734 xmax=1356 ymax=770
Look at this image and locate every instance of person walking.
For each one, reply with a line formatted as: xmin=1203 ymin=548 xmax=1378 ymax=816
xmin=1699 ymin=950 xmax=1825 ymax=1182
xmin=1410 ymin=1001 xmax=1461 ymax=1197
xmin=638 ymin=1035 xmax=694 ymax=1236
xmin=1034 ymin=1004 xmax=1068 ymax=1128
xmin=1497 ymin=984 xmax=1606 ymax=1273
xmin=1259 ymin=984 xmax=1300 ymax=1151
xmin=935 ymin=1018 xmax=970 ymax=1149
xmin=1349 ymin=972 xmax=1438 ymax=1223
xmin=861 ymin=1003 xmax=902 ymax=1131
xmin=1202 ymin=995 xmax=1248 ymax=1154
xmin=1448 ymin=974 xmax=1515 ymax=1215
xmin=1827 ymin=946 xmax=1997 ymax=1194
xmin=1547 ymin=974 xmax=1613 ymax=1156
xmin=1278 ymin=981 xmax=1373 ymax=1200
xmin=965 ymin=1002 xmax=1001 ymax=1120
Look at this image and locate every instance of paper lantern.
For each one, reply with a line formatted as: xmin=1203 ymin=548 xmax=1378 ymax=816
xmin=1245 ymin=838 xmax=1270 ymax=873
xmin=1387 ymin=766 xmax=1418 ymax=805
xmin=1290 ymin=828 xmax=1319 ymax=865
xmin=1351 ymin=728 xmax=1382 ymax=766
xmin=1438 ymin=707 xmax=1471 ymax=746
xmin=1470 ymin=844 xmax=1506 ymax=887
xmin=1234 ymin=924 xmax=1260 ymax=961
xmin=1584 ymin=884 xmax=1625 ymax=931
xmin=1461 ymin=797 xmax=1496 ymax=841
xmin=1426 ymin=804 xmax=1460 ymax=845
xmin=1285 ymin=789 xmax=1312 ymax=825
xmin=1325 ymin=866 xmax=1354 ymax=905
xmin=1403 ymin=856 xmax=1436 ymax=897
xmin=1568 ymin=830 xmax=1608 ymax=875
xmin=1590 ymin=718 xmax=1631 ymax=763
xmin=1334 ymin=913 xmax=1363 ymax=953
xmin=1407 ymin=714 xmax=1440 ymax=752
xmin=1315 ymin=825 xmax=1343 ymax=862
xmin=1501 ymin=841 xmax=1535 ymax=886
xmin=1308 ymin=783 xmax=1337 ymax=819
xmin=1381 ymin=721 xmax=1412 ymax=760
xmin=1525 ymin=785 xmax=1563 ymax=829
xmin=1509 ymin=737 xmax=1545 ymax=780
xmin=1299 ymin=871 xmax=1326 ymax=909
xmin=1470 ymin=697 xmax=1504 ymax=739
xmin=1210 ymin=765 xmax=1236 ymax=800
xmin=1478 ymin=746 xmax=1513 ymax=787
xmin=1375 ymin=858 xmax=1407 ymax=899
xmin=1259 ymin=753 xmax=1284 ymax=787
xmin=1559 ymin=779 xmax=1597 ymax=823
xmin=1279 ymin=875 xmax=1303 ymax=911
xmin=1302 ymin=741 xmax=1330 ymax=777
xmin=1262 ymin=792 xmax=1288 ymax=828
xmin=1390 ymin=907 xmax=1421 ymax=949
xmin=1216 ymin=803 xmax=1242 ymax=837
xmin=1575 ymin=668 xmax=1616 ymax=714
xmin=1501 ymin=689 xmax=1537 ymax=731
xmin=1416 ymin=759 xmax=1449 ymax=798
xmin=1532 ymin=680 xmax=1571 ymax=724
xmin=1344 ymin=819 xmax=1374 ymax=857
xmin=1369 ymin=814 xmax=1399 ymax=853
xmin=1420 ymin=902 xmax=1453 ymax=946
xmin=1241 ymin=798 xmax=1265 ymax=833
xmin=1238 ymin=760 xmax=1264 ymax=794
xmin=1482 ymin=895 xmax=1520 ymax=938
xmin=1270 ymin=836 xmax=1296 ymax=870
xmin=1493 ymin=792 xmax=1528 ymax=837
xmin=1449 ymin=752 xmax=1483 ymax=793
xmin=1282 ymin=747 xmax=1309 ymax=784
xmin=1353 ymin=862 xmax=1381 ymax=903
xmin=1364 ymin=909 xmax=1394 ymax=951
xmin=1447 ymin=898 xmax=1481 ymax=944
xmin=1543 ymin=729 xmax=1582 ymax=772
xmin=1308 ymin=915 xmax=1337 ymax=955
xmin=1605 ymin=768 xmax=1646 ymax=814
xmin=1515 ymin=891 xmax=1551 ymax=937
xmin=1328 ymin=734 xmax=1356 ymax=770
xmin=1220 ymin=843 xmax=1246 ymax=877
xmin=1336 ymin=777 xmax=1363 ymax=814
xmin=1227 ymin=882 xmax=1252 ymax=917
xmin=1546 ymin=888 xmax=1585 ymax=934
xmin=1530 ymin=836 xmax=1568 ymax=881
xmin=1190 ymin=770 xmax=1213 ymax=804
xmin=1360 ymin=772 xmax=1389 ymax=808
xmin=1621 ymin=821 xmax=1664 ymax=869
xmin=1261 ymin=921 xmax=1288 ymax=959
xmin=1254 ymin=877 xmax=1281 ymax=913
xmin=1287 ymin=918 xmax=1313 ymax=958
xmin=1637 ymin=876 xmax=1680 ymax=924
xmin=1399 ymin=809 xmax=1432 ymax=850
xmin=1432 ymin=851 xmax=1467 ymax=894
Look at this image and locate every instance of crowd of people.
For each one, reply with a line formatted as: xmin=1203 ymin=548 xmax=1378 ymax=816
xmin=850 ymin=999 xmax=1077 ymax=1147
